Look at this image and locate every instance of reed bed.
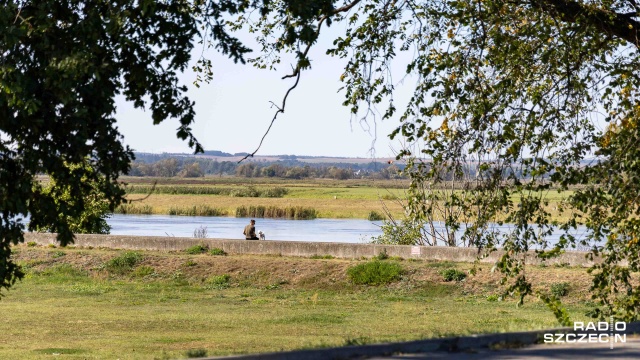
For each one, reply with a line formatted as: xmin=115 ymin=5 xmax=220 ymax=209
xmin=168 ymin=205 xmax=228 ymax=216
xmin=114 ymin=204 xmax=154 ymax=215
xmin=125 ymin=185 xmax=288 ymax=198
xmin=235 ymin=205 xmax=318 ymax=220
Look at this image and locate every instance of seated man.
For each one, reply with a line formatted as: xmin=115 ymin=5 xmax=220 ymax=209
xmin=243 ymin=219 xmax=259 ymax=240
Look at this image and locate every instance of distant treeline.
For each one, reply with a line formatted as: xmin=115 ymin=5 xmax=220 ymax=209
xmin=129 ymin=154 xmax=404 ymax=179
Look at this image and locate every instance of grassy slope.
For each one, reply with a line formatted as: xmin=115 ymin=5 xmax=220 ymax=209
xmin=0 ymin=246 xmax=592 ymax=359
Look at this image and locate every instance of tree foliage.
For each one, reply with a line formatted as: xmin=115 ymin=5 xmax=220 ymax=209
xmin=196 ymin=0 xmax=640 ymax=321
xmin=0 ymin=0 xmax=202 ymax=296
xmin=32 ymin=161 xmax=111 ymax=235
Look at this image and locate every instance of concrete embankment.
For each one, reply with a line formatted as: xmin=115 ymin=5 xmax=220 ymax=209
xmin=22 ymin=233 xmax=597 ymax=266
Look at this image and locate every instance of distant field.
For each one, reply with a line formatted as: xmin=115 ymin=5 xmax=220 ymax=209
xmin=1 ymin=246 xmax=592 ymax=359
xmin=120 ymin=177 xmax=408 ymax=219
xmin=118 ymin=177 xmax=576 ymax=222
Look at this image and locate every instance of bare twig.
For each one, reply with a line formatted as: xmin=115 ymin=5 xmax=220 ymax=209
xmin=238 ymin=71 xmax=302 ymax=162
xmin=127 ymin=181 xmax=157 ymax=202
xmin=239 ymin=0 xmax=363 ymax=162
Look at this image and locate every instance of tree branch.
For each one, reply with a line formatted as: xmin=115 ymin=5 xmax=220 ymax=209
xmin=532 ymin=0 xmax=640 ymax=46
xmin=239 ymin=0 xmax=362 ymax=161
xmin=282 ymin=0 xmax=362 ymax=80
xmin=238 ymin=70 xmax=302 ymax=163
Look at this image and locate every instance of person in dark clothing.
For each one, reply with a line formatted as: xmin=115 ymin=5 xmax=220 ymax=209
xmin=243 ymin=219 xmax=259 ymax=240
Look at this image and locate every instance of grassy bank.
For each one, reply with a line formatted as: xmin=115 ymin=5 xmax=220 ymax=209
xmin=1 ymin=245 xmax=593 ymax=359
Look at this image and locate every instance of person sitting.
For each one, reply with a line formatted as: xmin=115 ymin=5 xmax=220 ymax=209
xmin=243 ymin=219 xmax=259 ymax=240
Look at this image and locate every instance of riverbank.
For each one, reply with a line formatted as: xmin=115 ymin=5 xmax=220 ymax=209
xmin=3 ymin=245 xmax=592 ymax=359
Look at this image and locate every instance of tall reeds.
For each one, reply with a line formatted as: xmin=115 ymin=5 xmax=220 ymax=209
xmin=114 ymin=204 xmax=154 ymax=215
xmin=168 ymin=205 xmax=227 ymax=216
xmin=235 ymin=205 xmax=317 ymax=220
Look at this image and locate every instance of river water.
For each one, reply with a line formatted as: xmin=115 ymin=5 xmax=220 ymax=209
xmin=107 ymin=214 xmax=591 ymax=246
xmin=108 ymin=214 xmax=384 ymax=243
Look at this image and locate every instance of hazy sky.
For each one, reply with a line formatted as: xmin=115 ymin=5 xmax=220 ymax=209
xmin=115 ymin=27 xmax=411 ymax=158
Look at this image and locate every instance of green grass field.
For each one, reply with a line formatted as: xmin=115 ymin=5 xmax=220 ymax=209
xmin=0 ymin=246 xmax=592 ymax=359
xmin=118 ymin=176 xmax=576 ymax=221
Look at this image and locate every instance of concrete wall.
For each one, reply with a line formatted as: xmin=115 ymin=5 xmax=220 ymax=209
xmin=22 ymin=233 xmax=598 ymax=266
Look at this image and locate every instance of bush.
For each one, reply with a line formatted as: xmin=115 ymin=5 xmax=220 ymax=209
xmin=367 ymin=211 xmax=384 ymax=221
xmin=27 ymin=242 xmax=37 ymax=247
xmin=184 ymin=259 xmax=197 ymax=267
xmin=132 ymin=265 xmax=155 ymax=278
xmin=441 ymin=268 xmax=467 ymax=282
xmin=261 ymin=187 xmax=289 ymax=198
xmin=347 ymin=261 xmax=404 ymax=285
xmin=185 ymin=244 xmax=208 ymax=255
xmin=193 ymin=226 xmax=208 ymax=238
xmin=185 ymin=349 xmax=207 ymax=358
xmin=550 ymin=282 xmax=570 ymax=297
xmin=104 ymin=251 xmax=143 ymax=274
xmin=207 ymin=274 xmax=231 ymax=289
xmin=209 ymin=248 xmax=227 ymax=256
xmin=374 ymin=249 xmax=389 ymax=260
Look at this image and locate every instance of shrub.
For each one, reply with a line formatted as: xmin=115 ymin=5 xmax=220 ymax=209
xmin=367 ymin=211 xmax=384 ymax=221
xmin=51 ymin=251 xmax=66 ymax=258
xmin=209 ymin=248 xmax=227 ymax=256
xmin=374 ymin=249 xmax=389 ymax=260
xmin=132 ymin=265 xmax=155 ymax=278
xmin=193 ymin=226 xmax=208 ymax=238
xmin=347 ymin=261 xmax=404 ymax=285
xmin=230 ymin=186 xmax=260 ymax=197
xmin=207 ymin=274 xmax=231 ymax=289
xmin=184 ymin=259 xmax=197 ymax=267
xmin=105 ymin=251 xmax=143 ymax=274
xmin=185 ymin=349 xmax=207 ymax=358
xmin=27 ymin=242 xmax=37 ymax=247
xmin=550 ymin=282 xmax=570 ymax=297
xmin=441 ymin=268 xmax=467 ymax=282
xmin=185 ymin=244 xmax=208 ymax=255
xmin=262 ymin=187 xmax=289 ymax=198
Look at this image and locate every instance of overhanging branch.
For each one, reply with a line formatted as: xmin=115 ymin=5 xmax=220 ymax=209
xmin=532 ymin=0 xmax=640 ymax=46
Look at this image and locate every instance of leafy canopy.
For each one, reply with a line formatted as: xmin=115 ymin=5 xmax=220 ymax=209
xmin=0 ymin=0 xmax=202 ymax=295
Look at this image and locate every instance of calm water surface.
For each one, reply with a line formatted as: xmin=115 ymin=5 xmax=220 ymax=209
xmin=107 ymin=214 xmax=590 ymax=246
xmin=108 ymin=214 xmax=383 ymax=243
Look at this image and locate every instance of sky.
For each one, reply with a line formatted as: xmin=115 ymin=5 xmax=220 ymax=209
xmin=114 ymin=26 xmax=411 ymax=159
